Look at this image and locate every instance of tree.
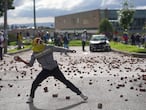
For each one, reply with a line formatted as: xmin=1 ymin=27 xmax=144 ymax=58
xmin=0 ymin=0 xmax=15 ymax=53
xmin=0 ymin=0 xmax=14 ymax=16
xmin=99 ymin=18 xmax=113 ymax=40
xmin=118 ymin=0 xmax=135 ymax=32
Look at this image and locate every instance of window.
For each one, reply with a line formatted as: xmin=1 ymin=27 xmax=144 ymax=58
xmin=77 ymin=18 xmax=80 ymax=24
xmin=83 ymin=19 xmax=89 ymax=25
xmin=63 ymin=19 xmax=66 ymax=24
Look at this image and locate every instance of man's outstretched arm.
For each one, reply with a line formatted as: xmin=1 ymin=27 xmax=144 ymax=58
xmin=14 ymin=56 xmax=31 ymax=66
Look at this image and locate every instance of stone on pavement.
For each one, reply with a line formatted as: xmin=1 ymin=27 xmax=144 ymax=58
xmin=0 ymin=47 xmax=146 ymax=110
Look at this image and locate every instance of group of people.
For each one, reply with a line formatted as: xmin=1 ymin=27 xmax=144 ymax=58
xmin=130 ymin=33 xmax=146 ymax=47
xmin=15 ymin=30 xmax=89 ymax=54
xmin=0 ymin=31 xmax=25 ymax=61
xmin=54 ymin=32 xmax=70 ymax=49
xmin=114 ymin=32 xmax=146 ymax=48
xmin=54 ymin=30 xmax=88 ymax=52
xmin=0 ymin=29 xmax=88 ymax=61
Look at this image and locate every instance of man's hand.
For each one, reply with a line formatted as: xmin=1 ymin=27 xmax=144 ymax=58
xmin=14 ymin=56 xmax=30 ymax=66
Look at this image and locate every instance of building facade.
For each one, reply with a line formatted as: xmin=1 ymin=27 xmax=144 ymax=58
xmin=55 ymin=9 xmax=146 ymax=34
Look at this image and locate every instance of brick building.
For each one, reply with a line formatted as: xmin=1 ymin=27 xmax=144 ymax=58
xmin=55 ymin=9 xmax=146 ymax=34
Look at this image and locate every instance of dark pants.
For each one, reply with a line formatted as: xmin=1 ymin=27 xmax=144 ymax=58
xmin=30 ymin=66 xmax=82 ymax=98
xmin=0 ymin=47 xmax=3 ymax=60
xmin=82 ymin=41 xmax=86 ymax=51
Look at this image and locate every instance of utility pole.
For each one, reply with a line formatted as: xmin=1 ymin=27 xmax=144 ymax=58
xmin=4 ymin=0 xmax=8 ymax=54
xmin=33 ymin=0 xmax=36 ymax=36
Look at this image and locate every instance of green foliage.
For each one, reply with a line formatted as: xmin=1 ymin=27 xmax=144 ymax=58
xmin=99 ymin=19 xmax=113 ymax=40
xmin=8 ymin=33 xmax=17 ymax=42
xmin=0 ymin=0 xmax=15 ymax=17
xmin=118 ymin=0 xmax=135 ymax=31
xmin=118 ymin=9 xmax=135 ymax=31
xmin=99 ymin=19 xmax=113 ymax=34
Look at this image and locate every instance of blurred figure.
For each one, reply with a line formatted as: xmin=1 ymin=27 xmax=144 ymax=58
xmin=135 ymin=33 xmax=141 ymax=47
xmin=130 ymin=33 xmax=136 ymax=45
xmin=123 ymin=33 xmax=128 ymax=44
xmin=26 ymin=31 xmax=30 ymax=38
xmin=0 ymin=31 xmax=4 ymax=60
xmin=25 ymin=31 xmax=31 ymax=44
xmin=17 ymin=32 xmax=23 ymax=49
xmin=81 ymin=30 xmax=88 ymax=51
xmin=63 ymin=32 xmax=69 ymax=49
xmin=42 ymin=32 xmax=49 ymax=43
xmin=143 ymin=34 xmax=146 ymax=48
xmin=56 ymin=33 xmax=63 ymax=47
xmin=62 ymin=32 xmax=70 ymax=55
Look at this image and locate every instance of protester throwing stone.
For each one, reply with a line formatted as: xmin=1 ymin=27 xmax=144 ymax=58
xmin=14 ymin=37 xmax=88 ymax=103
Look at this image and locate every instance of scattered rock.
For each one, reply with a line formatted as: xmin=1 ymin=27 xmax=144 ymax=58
xmin=89 ymin=82 xmax=93 ymax=85
xmin=130 ymin=87 xmax=134 ymax=90
xmin=80 ymin=76 xmax=83 ymax=79
xmin=65 ymin=96 xmax=70 ymax=100
xmin=44 ymin=87 xmax=48 ymax=92
xmin=8 ymin=84 xmax=13 ymax=88
xmin=125 ymin=99 xmax=128 ymax=101
xmin=98 ymin=103 xmax=102 ymax=109
xmin=120 ymin=95 xmax=123 ymax=98
xmin=117 ymin=84 xmax=125 ymax=87
xmin=139 ymin=89 xmax=146 ymax=92
xmin=52 ymin=94 xmax=58 ymax=98
xmin=17 ymin=94 xmax=21 ymax=97
xmin=142 ymin=75 xmax=146 ymax=80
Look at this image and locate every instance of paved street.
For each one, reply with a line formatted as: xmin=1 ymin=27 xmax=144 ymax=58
xmin=0 ymin=46 xmax=146 ymax=110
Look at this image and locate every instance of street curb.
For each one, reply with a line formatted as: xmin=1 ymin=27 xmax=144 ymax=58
xmin=112 ymin=48 xmax=146 ymax=58
xmin=7 ymin=48 xmax=31 ymax=55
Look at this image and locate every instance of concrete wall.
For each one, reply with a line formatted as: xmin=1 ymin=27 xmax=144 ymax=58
xmin=55 ymin=9 xmax=100 ymax=32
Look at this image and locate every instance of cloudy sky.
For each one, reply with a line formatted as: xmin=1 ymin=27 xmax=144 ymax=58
xmin=0 ymin=0 xmax=146 ymax=25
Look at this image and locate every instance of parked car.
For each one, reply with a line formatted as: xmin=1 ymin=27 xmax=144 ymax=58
xmin=89 ymin=34 xmax=111 ymax=52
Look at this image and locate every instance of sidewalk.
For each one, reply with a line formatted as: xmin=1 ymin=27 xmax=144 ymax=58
xmin=0 ymin=47 xmax=146 ymax=110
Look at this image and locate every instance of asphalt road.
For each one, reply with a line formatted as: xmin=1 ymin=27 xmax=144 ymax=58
xmin=0 ymin=46 xmax=146 ymax=110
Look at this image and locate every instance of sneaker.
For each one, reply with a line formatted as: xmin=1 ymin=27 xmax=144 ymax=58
xmin=26 ymin=97 xmax=33 ymax=103
xmin=80 ymin=94 xmax=88 ymax=101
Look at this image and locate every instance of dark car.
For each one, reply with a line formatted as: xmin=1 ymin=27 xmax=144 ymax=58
xmin=89 ymin=34 xmax=111 ymax=52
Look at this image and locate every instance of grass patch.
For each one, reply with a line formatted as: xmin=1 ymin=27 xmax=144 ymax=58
xmin=69 ymin=40 xmax=82 ymax=46
xmin=9 ymin=41 xmax=17 ymax=45
xmin=110 ymin=41 xmax=146 ymax=53
xmin=69 ymin=40 xmax=89 ymax=46
xmin=8 ymin=40 xmax=146 ymax=54
xmin=8 ymin=45 xmax=32 ymax=54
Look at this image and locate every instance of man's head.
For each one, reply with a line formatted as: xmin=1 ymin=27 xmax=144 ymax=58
xmin=32 ymin=37 xmax=45 ymax=52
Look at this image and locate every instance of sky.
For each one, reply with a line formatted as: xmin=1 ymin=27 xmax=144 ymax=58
xmin=0 ymin=0 xmax=146 ymax=25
